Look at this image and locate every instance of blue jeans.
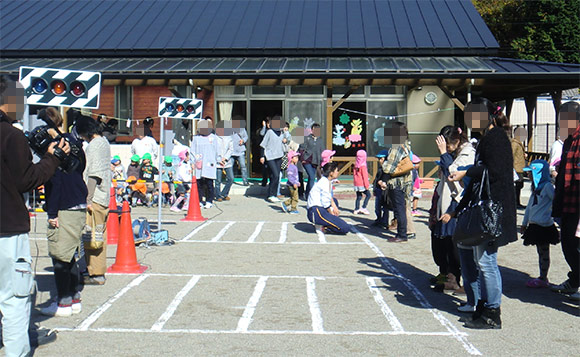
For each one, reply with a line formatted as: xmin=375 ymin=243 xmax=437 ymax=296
xmin=374 ymin=188 xmax=388 ymax=224
xmin=232 ymin=154 xmax=248 ymax=184
xmin=266 ymin=158 xmax=282 ymax=198
xmin=474 ymin=243 xmax=501 ymax=308
xmin=458 ymin=246 xmax=480 ymax=307
xmin=304 ymin=163 xmax=317 ymax=198
xmin=387 ymin=188 xmax=407 ymax=239
xmin=0 ymin=233 xmax=33 ymax=357
xmin=355 ymin=190 xmax=371 ymax=210
xmin=215 ymin=166 xmax=234 ymax=198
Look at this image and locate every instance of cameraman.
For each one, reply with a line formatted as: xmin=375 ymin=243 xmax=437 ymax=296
xmin=0 ymin=76 xmax=69 ymax=356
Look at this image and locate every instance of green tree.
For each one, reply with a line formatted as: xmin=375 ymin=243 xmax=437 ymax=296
xmin=473 ymin=0 xmax=580 ymax=63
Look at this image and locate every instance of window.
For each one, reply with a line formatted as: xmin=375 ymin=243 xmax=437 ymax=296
xmin=115 ymin=86 xmax=133 ymax=135
xmin=251 ymin=86 xmax=285 ymax=96
xmin=290 ymin=86 xmax=324 ymax=96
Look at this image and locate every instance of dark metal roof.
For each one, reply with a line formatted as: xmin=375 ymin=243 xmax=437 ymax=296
xmin=1 ymin=57 xmax=578 ymax=80
xmin=0 ymin=0 xmax=499 ymax=57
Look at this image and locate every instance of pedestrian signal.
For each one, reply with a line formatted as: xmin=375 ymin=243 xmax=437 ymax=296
xmin=158 ymin=97 xmax=203 ymax=119
xmin=19 ymin=66 xmax=101 ymax=109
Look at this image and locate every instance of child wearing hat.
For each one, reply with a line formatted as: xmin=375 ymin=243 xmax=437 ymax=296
xmin=111 ymin=155 xmax=126 ymax=203
xmin=126 ymin=154 xmax=141 ymax=180
xmin=281 ymin=151 xmax=300 ymax=214
xmin=139 ymin=153 xmax=159 ymax=207
xmin=161 ymin=156 xmax=176 ymax=206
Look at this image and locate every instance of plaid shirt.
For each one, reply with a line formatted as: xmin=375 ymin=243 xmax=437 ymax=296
xmin=382 ymin=142 xmax=413 ymax=194
xmin=563 ymin=126 xmax=580 ymax=214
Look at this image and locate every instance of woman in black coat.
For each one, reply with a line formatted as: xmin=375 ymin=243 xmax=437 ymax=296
xmin=441 ymin=97 xmax=517 ymax=330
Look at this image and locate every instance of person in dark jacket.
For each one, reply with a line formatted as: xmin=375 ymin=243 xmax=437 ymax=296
xmin=0 ymin=76 xmax=69 ymax=355
xmin=372 ymin=149 xmax=389 ymax=227
xmin=38 ymin=107 xmax=87 ymax=318
xmin=550 ymin=101 xmax=580 ymax=298
xmin=299 ymin=123 xmax=325 ymax=199
xmin=442 ymin=97 xmax=517 ymax=329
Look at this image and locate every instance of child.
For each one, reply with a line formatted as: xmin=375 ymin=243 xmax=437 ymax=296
xmin=281 ymin=150 xmax=300 ymax=214
xmin=126 ymin=154 xmax=141 ymax=180
xmin=139 ymin=152 xmax=159 ymax=207
xmin=111 ymin=155 xmax=126 ymax=204
xmin=353 ymin=149 xmax=371 ymax=215
xmin=161 ymin=156 xmax=176 ymax=206
xmin=521 ymin=159 xmax=560 ymax=288
xmin=373 ymin=149 xmax=389 ymax=226
xmin=171 ymin=149 xmax=192 ymax=212
xmin=411 ymin=155 xmax=423 ymax=216
xmin=126 ymin=175 xmax=148 ymax=207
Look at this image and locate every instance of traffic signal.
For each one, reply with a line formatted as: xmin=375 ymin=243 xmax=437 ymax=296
xmin=158 ymin=97 xmax=203 ymax=119
xmin=19 ymin=66 xmax=101 ymax=109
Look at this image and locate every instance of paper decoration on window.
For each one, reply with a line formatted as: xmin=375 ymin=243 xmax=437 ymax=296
xmin=339 ymin=113 xmax=351 ymax=125
xmin=332 ymin=124 xmax=346 ymax=146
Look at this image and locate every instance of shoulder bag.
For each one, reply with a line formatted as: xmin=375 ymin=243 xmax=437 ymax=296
xmin=453 ymin=168 xmax=503 ymax=246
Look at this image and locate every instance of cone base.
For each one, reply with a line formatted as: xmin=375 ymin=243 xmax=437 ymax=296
xmin=181 ymin=215 xmax=207 ymax=222
xmin=107 ymin=264 xmax=148 ymax=274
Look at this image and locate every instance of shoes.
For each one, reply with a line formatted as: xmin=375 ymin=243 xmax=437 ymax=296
xmin=516 ymin=204 xmax=527 ymax=210
xmin=170 ymin=206 xmax=181 ymax=212
xmin=429 ymin=273 xmax=447 ymax=285
xmin=464 ymin=307 xmax=501 ymax=329
xmin=458 ymin=304 xmax=475 ymax=312
xmin=526 ymin=277 xmax=550 ymax=288
xmin=224 ymin=196 xmax=230 ymax=201
xmin=315 ymin=224 xmax=326 ymax=234
xmin=72 ymin=299 xmax=82 ymax=314
xmin=204 ymin=202 xmax=213 ymax=209
xmin=40 ymin=301 xmax=72 ymax=317
xmin=29 ymin=326 xmax=57 ymax=347
xmin=550 ymin=279 xmax=578 ymax=294
xmin=569 ymin=291 xmax=580 ymax=301
xmin=83 ymin=275 xmax=106 ymax=285
xmin=353 ymin=209 xmax=361 ymax=214
xmin=388 ymin=219 xmax=398 ymax=230
xmin=411 ymin=210 xmax=422 ymax=216
xmin=387 ymin=237 xmax=408 ymax=243
xmin=289 ymin=210 xmax=299 ymax=214
xmin=453 ymin=286 xmax=466 ymax=295
xmin=407 ymin=233 xmax=416 ymax=239
xmin=268 ymin=196 xmax=280 ymax=203
xmin=360 ymin=208 xmax=370 ymax=215
xmin=215 ymin=197 xmax=223 ymax=202
xmin=281 ymin=202 xmax=289 ymax=213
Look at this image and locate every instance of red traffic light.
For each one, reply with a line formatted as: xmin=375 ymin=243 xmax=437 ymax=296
xmin=70 ymin=81 xmax=85 ymax=97
xmin=176 ymin=104 xmax=184 ymax=112
xmin=186 ymin=105 xmax=194 ymax=113
xmin=51 ymin=80 xmax=66 ymax=95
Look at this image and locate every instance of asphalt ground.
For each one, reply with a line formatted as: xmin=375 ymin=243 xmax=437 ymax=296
xmin=18 ymin=182 xmax=580 ymax=356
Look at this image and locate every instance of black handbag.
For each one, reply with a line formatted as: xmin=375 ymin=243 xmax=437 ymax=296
xmin=453 ymin=169 xmax=503 ymax=246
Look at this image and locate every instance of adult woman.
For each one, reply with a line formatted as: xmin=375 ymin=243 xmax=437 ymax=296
xmin=300 ymin=123 xmax=325 ymax=198
xmin=75 ymin=115 xmax=112 ymax=285
xmin=509 ymin=126 xmax=527 ymax=209
xmin=379 ymin=122 xmax=413 ymax=243
xmin=306 ymin=162 xmax=351 ymax=234
xmin=260 ymin=116 xmax=285 ymax=203
xmin=433 ymin=126 xmax=477 ymax=303
xmin=442 ymin=97 xmax=517 ymax=329
xmin=40 ymin=108 xmax=87 ymax=316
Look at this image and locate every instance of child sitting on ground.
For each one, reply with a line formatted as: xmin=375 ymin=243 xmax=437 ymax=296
xmin=281 ymin=150 xmax=300 ymax=214
xmin=353 ymin=149 xmax=371 ymax=215
xmin=126 ymin=154 xmax=141 ymax=180
xmin=126 ymin=175 xmax=148 ymax=207
xmin=521 ymin=159 xmax=560 ymax=288
xmin=139 ymin=152 xmax=159 ymax=207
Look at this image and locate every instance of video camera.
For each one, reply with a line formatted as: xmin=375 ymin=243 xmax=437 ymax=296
xmin=25 ymin=110 xmax=84 ymax=173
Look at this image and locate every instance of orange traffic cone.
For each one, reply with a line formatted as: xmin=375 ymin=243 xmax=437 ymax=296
xmin=107 ymin=201 xmax=147 ymax=274
xmin=181 ymin=177 xmax=206 ymax=222
xmin=107 ymin=187 xmax=119 ymax=245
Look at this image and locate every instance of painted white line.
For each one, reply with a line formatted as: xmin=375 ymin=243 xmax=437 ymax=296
xmin=57 ymin=327 xmax=467 ymax=336
xmin=178 ymin=240 xmax=363 ymax=245
xmin=180 ymin=221 xmax=212 ymax=241
xmin=236 ymin=276 xmax=268 ymax=332
xmin=351 ymin=227 xmax=482 ymax=356
xmin=366 ymin=277 xmax=404 ymax=332
xmin=76 ymin=274 xmax=149 ymax=331
xmin=211 ymin=221 xmax=235 ymax=242
xmin=247 ymin=222 xmax=265 ymax=243
xmin=151 ymin=275 xmax=201 ymax=331
xmin=306 ymin=277 xmax=324 ymax=333
xmin=278 ymin=222 xmax=288 ymax=243
xmin=316 ymin=229 xmax=327 ymax=244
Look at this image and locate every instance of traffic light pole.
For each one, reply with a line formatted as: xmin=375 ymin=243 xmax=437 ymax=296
xmin=157 ymin=116 xmax=165 ymax=232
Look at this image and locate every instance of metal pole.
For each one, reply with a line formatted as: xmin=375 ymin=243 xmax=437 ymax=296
xmin=157 ymin=116 xmax=165 ymax=231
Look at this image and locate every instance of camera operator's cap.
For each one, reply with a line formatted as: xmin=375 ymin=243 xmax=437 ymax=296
xmin=142 ymin=153 xmax=152 ymax=160
xmin=130 ymin=154 xmax=140 ymax=162
xmin=376 ymin=149 xmax=389 ymax=158
xmin=164 ymin=156 xmax=172 ymax=164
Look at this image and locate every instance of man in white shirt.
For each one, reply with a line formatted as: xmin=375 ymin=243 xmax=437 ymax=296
xmin=131 ymin=126 xmax=159 ymax=163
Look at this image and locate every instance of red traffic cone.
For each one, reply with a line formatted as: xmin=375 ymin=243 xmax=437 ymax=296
xmin=107 ymin=201 xmax=147 ymax=274
xmin=107 ymin=187 xmax=119 ymax=245
xmin=181 ymin=177 xmax=206 ymax=222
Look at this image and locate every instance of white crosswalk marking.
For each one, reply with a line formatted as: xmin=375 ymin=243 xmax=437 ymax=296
xmin=151 ymin=276 xmax=201 ymax=331
xmin=366 ymin=277 xmax=404 ymax=332
xmin=236 ymin=276 xmax=268 ymax=332
xmin=306 ymin=277 xmax=324 ymax=333
xmin=247 ymin=221 xmax=265 ymax=243
xmin=211 ymin=221 xmax=235 ymax=242
xmin=278 ymin=222 xmax=288 ymax=243
xmin=180 ymin=221 xmax=212 ymax=241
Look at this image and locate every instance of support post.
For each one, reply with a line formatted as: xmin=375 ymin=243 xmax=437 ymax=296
xmin=326 ymin=86 xmax=333 ymax=149
xmin=551 ymin=91 xmax=562 ymax=139
xmin=157 ymin=116 xmax=165 ymax=231
xmin=524 ymin=95 xmax=537 ymax=151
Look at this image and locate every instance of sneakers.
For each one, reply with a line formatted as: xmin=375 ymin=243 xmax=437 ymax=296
xmin=268 ymin=196 xmax=280 ymax=203
xmin=315 ymin=224 xmax=326 ymax=234
xmin=84 ymin=275 xmax=106 ymax=285
xmin=411 ymin=210 xmax=421 ymax=216
xmin=353 ymin=209 xmax=361 ymax=214
xmin=387 ymin=237 xmax=408 ymax=243
xmin=29 ymin=326 xmax=57 ymax=347
xmin=429 ymin=273 xmax=447 ymax=285
xmin=170 ymin=206 xmax=181 ymax=212
xmin=458 ymin=304 xmax=476 ymax=312
xmin=407 ymin=233 xmax=416 ymax=239
xmin=360 ymin=208 xmax=370 ymax=215
xmin=569 ymin=291 xmax=580 ymax=302
xmin=281 ymin=202 xmax=289 ymax=213
xmin=550 ymin=280 xmax=578 ymax=294
xmin=289 ymin=210 xmax=299 ymax=214
xmin=204 ymin=202 xmax=213 ymax=209
xmin=72 ymin=299 xmax=82 ymax=314
xmin=526 ymin=277 xmax=550 ymax=288
xmin=40 ymin=301 xmax=72 ymax=317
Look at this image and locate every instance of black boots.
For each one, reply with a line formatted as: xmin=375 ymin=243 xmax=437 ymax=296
xmin=464 ymin=306 xmax=502 ymax=329
xmin=459 ymin=300 xmax=485 ymax=323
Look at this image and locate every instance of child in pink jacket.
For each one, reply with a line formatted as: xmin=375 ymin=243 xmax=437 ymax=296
xmin=353 ymin=149 xmax=371 ymax=214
